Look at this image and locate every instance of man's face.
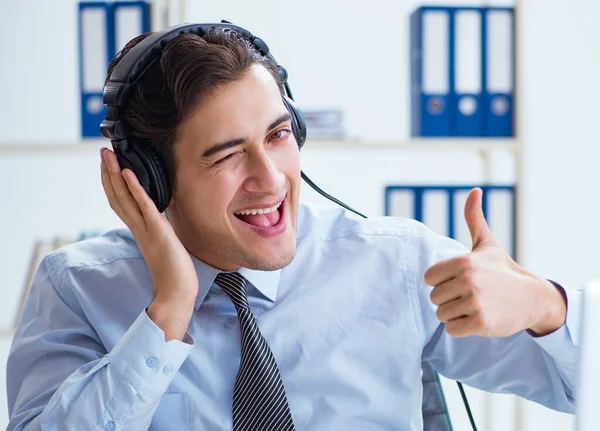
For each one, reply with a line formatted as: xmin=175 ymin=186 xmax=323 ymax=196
xmin=167 ymin=64 xmax=301 ymax=271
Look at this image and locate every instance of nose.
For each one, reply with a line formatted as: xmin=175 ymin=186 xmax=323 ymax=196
xmin=244 ymin=148 xmax=285 ymax=196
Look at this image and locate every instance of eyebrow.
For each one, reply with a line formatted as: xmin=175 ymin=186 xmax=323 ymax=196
xmin=201 ymin=112 xmax=293 ymax=158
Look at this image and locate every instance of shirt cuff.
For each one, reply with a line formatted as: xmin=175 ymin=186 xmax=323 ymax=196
xmin=530 ymin=284 xmax=582 ymax=362
xmin=108 ymin=309 xmax=194 ymax=397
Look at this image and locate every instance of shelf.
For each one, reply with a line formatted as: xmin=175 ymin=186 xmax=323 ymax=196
xmin=0 ymin=138 xmax=519 ymax=155
xmin=305 ymin=138 xmax=519 ymax=152
xmin=0 ymin=139 xmax=108 ymax=154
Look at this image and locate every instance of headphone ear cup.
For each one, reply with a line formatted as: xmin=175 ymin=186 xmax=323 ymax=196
xmin=282 ymin=95 xmax=306 ymax=149
xmin=120 ymin=139 xmax=172 ymax=213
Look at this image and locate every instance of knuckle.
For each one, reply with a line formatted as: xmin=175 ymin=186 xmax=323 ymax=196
xmin=424 ymin=268 xmax=434 ymax=286
xmin=114 ymin=190 xmax=127 ymax=204
xmin=140 ymin=199 xmax=159 ymax=216
xmin=129 ymin=222 xmax=141 ymax=236
xmin=138 ymin=200 xmax=150 ymax=213
xmin=468 ymin=293 xmax=481 ymax=311
xmin=429 ymin=288 xmax=440 ymax=305
xmin=473 ymin=312 xmax=488 ymax=332
xmin=446 ymin=321 xmax=460 ymax=337
xmin=458 ymin=255 xmax=474 ymax=271
xmin=460 ymin=271 xmax=478 ymax=291
xmin=435 ymin=307 xmax=445 ymax=322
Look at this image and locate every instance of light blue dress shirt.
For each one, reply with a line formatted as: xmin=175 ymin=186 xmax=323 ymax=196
xmin=6 ymin=203 xmax=580 ymax=430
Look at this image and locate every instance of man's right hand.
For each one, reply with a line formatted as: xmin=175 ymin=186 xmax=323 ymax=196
xmin=100 ymin=147 xmax=198 ymax=341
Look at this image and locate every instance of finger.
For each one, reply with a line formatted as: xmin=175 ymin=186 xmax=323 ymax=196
xmin=429 ymin=276 xmax=469 ymax=306
xmin=101 ymin=152 xmax=125 ymax=217
xmin=103 ymin=149 xmax=145 ymax=229
xmin=436 ymin=294 xmax=477 ymax=323
xmin=464 ymin=187 xmax=495 ymax=250
xmin=424 ymin=254 xmax=471 ymax=287
xmin=121 ymin=168 xmax=161 ymax=221
xmin=445 ymin=313 xmax=485 ymax=338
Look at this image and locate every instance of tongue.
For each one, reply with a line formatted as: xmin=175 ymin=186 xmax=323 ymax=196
xmin=238 ymin=209 xmax=281 ymax=227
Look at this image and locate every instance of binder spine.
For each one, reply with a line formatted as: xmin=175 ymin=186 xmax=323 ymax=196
xmin=485 ymin=7 xmax=515 ymax=137
xmin=410 ymin=8 xmax=422 ymax=137
xmin=78 ymin=1 xmax=150 ymax=139
xmin=454 ymin=8 xmax=484 ymax=136
xmin=447 ymin=8 xmax=456 ymax=136
xmin=78 ymin=2 xmax=112 ymax=138
xmin=412 ymin=7 xmax=452 ymax=136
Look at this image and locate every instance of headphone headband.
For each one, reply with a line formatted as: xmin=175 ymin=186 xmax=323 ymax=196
xmin=100 ymin=22 xmax=279 ymax=142
xmin=98 ymin=20 xmax=306 ymax=213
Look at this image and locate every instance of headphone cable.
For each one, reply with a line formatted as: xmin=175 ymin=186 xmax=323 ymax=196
xmin=300 ymin=171 xmax=367 ymax=218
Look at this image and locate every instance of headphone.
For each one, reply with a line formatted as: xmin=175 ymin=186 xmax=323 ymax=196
xmin=100 ymin=21 xmax=307 ymax=213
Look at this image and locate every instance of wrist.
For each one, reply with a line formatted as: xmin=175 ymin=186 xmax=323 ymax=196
xmin=528 ymin=278 xmax=567 ymax=336
xmin=147 ymin=296 xmax=195 ymax=342
xmin=152 ymin=287 xmax=197 ymax=307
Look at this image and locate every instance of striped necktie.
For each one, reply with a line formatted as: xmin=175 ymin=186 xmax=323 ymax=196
xmin=215 ymin=272 xmax=295 ymax=431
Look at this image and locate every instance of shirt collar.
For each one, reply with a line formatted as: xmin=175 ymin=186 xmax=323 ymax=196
xmin=191 ymin=254 xmax=281 ymax=310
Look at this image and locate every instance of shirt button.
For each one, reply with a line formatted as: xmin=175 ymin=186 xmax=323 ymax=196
xmin=105 ymin=421 xmax=116 ymax=431
xmin=224 ymin=318 xmax=235 ymax=329
xmin=146 ymin=357 xmax=158 ymax=368
xmin=163 ymin=365 xmax=174 ymax=374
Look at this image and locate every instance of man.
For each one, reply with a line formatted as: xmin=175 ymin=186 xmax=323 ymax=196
xmin=7 ymin=26 xmax=578 ymax=430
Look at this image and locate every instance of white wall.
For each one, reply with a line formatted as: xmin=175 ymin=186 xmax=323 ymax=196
xmin=518 ymin=0 xmax=600 ymax=429
xmin=0 ymin=0 xmax=80 ymax=144
xmin=1 ymin=0 xmax=595 ymax=430
xmin=519 ymin=0 xmax=600 ymax=293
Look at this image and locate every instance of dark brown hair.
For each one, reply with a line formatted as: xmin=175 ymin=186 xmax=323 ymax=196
xmin=106 ymin=28 xmax=282 ymax=189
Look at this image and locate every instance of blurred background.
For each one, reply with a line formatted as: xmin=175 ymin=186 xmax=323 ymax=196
xmin=1 ymin=0 xmax=599 ymax=429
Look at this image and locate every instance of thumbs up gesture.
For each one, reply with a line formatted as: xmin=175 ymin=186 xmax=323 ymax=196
xmin=424 ymin=188 xmax=566 ymax=338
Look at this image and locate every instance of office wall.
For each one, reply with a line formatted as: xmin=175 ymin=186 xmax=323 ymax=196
xmin=0 ymin=0 xmax=80 ymax=144
xmin=1 ymin=0 xmax=595 ymax=430
xmin=518 ymin=0 xmax=600 ymax=430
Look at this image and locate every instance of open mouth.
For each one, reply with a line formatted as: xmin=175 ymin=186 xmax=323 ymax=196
xmin=233 ymin=196 xmax=286 ymax=229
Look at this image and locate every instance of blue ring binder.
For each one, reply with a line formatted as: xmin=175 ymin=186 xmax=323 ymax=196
xmin=78 ymin=1 xmax=150 ymax=138
xmin=410 ymin=6 xmax=515 ymax=138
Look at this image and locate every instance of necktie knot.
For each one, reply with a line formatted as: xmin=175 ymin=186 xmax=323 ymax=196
xmin=215 ymin=272 xmax=250 ymax=310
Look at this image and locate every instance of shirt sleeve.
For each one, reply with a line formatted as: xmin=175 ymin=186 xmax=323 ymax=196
xmin=411 ymin=226 xmax=579 ymax=414
xmin=6 ymin=256 xmax=194 ymax=431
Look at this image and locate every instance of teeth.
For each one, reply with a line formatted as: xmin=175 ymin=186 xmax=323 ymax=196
xmin=235 ymin=202 xmax=281 ymax=216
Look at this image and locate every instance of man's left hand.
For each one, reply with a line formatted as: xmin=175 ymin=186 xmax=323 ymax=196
xmin=424 ymin=188 xmax=566 ymax=338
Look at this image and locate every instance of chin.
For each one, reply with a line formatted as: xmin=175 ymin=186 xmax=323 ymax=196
xmin=241 ymin=234 xmax=297 ymax=271
xmin=246 ymin=251 xmax=295 ymax=271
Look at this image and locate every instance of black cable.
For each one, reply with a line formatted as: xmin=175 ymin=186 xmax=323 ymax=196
xmin=458 ymin=381 xmax=478 ymax=431
xmin=300 ymin=171 xmax=367 ymax=218
xmin=301 ymin=170 xmax=478 ymax=431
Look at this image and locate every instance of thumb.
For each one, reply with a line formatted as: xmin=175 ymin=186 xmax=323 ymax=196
xmin=464 ymin=187 xmax=495 ymax=250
